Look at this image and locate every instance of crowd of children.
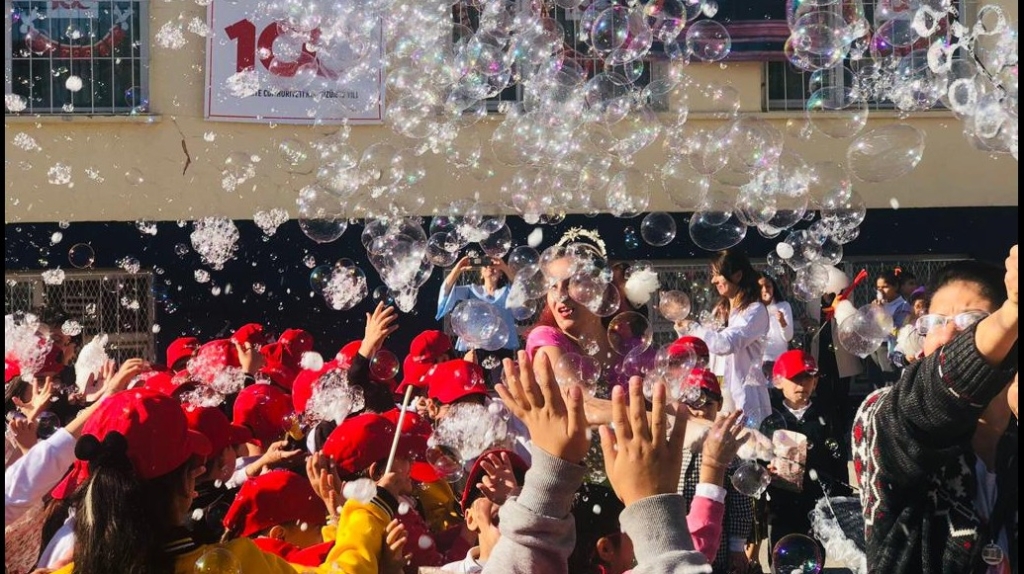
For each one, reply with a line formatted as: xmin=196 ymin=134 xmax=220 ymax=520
xmin=4 ymin=244 xmax=1017 ymax=574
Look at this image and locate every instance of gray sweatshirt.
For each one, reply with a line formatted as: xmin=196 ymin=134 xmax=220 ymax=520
xmin=483 ymin=445 xmax=712 ymax=574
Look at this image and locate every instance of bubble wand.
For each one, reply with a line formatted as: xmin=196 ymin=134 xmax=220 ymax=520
xmin=384 ymin=384 xmax=415 ymax=474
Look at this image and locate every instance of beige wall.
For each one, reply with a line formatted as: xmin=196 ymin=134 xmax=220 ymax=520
xmin=4 ymin=2 xmax=1018 ymax=224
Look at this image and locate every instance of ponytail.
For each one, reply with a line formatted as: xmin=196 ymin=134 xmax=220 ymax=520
xmin=71 ymin=432 xmax=195 ymax=574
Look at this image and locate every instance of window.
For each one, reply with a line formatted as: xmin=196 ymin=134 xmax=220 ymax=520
xmin=5 ymin=0 xmax=149 ymax=114
xmin=763 ymin=0 xmax=975 ymax=111
xmin=452 ymin=2 xmax=659 ymax=111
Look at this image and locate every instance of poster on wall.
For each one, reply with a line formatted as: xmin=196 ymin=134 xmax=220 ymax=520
xmin=204 ymin=0 xmax=384 ymax=124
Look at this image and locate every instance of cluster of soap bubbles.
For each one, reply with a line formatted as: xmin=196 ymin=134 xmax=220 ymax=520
xmin=426 ymin=401 xmax=511 ymax=480
xmin=4 ymin=313 xmax=54 ymax=381
xmin=304 ymin=367 xmax=365 ymax=425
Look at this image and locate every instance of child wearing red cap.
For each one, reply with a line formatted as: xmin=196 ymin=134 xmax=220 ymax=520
xmin=441 ymin=450 xmax=528 ymax=572
xmin=766 ymin=350 xmax=850 ymax=563
xmin=48 ymin=389 xmax=409 ymax=574
xmin=320 ymin=412 xmax=446 ymax=572
xmin=183 ymin=405 xmax=253 ymax=543
xmin=222 ymin=470 xmax=333 ymax=566
xmin=226 ymin=384 xmax=305 ymax=489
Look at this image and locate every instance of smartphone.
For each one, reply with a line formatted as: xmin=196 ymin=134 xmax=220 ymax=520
xmin=468 ymin=257 xmax=488 ymax=268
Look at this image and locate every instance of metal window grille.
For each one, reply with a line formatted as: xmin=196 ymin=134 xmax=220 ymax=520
xmin=453 ymin=1 xmax=659 ymax=112
xmin=6 ymin=0 xmax=149 ymax=115
xmin=4 ymin=269 xmax=157 ymax=364
xmin=763 ymin=0 xmax=976 ymax=112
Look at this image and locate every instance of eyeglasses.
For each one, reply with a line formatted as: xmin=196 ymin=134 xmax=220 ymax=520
xmin=915 ymin=310 xmax=990 ymax=336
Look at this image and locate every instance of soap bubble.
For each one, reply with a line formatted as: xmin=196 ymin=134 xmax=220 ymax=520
xmin=846 ymin=125 xmax=926 ymax=183
xmin=685 ymin=20 xmax=731 ymax=62
xmin=689 ymin=210 xmax=747 ymax=252
xmin=837 ymin=304 xmax=894 ymax=358
xmin=657 ymin=290 xmax=691 ymax=321
xmin=792 ymin=263 xmax=830 ymax=302
xmin=771 ymin=533 xmax=824 ymax=574
xmin=554 ymin=352 xmax=602 ymax=396
xmin=607 ymin=312 xmax=653 ymax=356
xmin=194 ymin=546 xmax=242 ymax=574
xmin=450 ymin=300 xmax=505 ymax=349
xmin=731 ymin=460 xmax=772 ymax=497
xmin=370 ymin=349 xmax=400 ymax=380
xmin=425 ymin=445 xmax=465 ymax=482
xmin=508 ymin=246 xmax=540 ymax=273
xmin=68 ymin=243 xmax=96 ymax=269
xmin=640 ymin=212 xmax=677 ymax=246
xmin=297 ymin=185 xmax=348 ymax=244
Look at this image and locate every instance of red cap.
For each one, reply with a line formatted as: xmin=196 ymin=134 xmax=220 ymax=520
xmin=166 ymin=337 xmax=200 ymax=371
xmin=380 ymin=408 xmax=439 ymax=483
xmin=188 ymin=339 xmax=242 ymax=386
xmin=335 ymin=341 xmax=362 ymax=369
xmin=232 ymin=323 xmax=269 ymax=347
xmin=278 ymin=329 xmax=315 ymax=365
xmin=222 ymin=470 xmax=326 ymax=538
xmin=772 ymin=349 xmax=819 ymax=381
xmin=425 ymin=360 xmax=488 ymax=405
xmin=184 ymin=405 xmax=252 ymax=455
xmin=232 ymin=384 xmax=293 ymax=448
xmin=51 ymin=389 xmax=212 ymax=499
xmin=290 ymin=361 xmax=337 ymax=415
xmin=322 ymin=413 xmax=428 ymax=478
xmin=398 ymin=330 xmax=454 ymax=394
xmin=144 ymin=370 xmax=199 ymax=401
xmin=5 ymin=357 xmax=20 ymax=383
xmin=460 ymin=449 xmax=529 ymax=512
xmin=687 ymin=368 xmax=721 ymax=399
xmin=259 ymin=343 xmax=299 ymax=391
xmin=669 ymin=336 xmax=710 ymax=363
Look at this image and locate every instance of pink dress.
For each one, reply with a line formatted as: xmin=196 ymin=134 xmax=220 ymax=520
xmin=525 ymin=327 xmax=629 ymax=392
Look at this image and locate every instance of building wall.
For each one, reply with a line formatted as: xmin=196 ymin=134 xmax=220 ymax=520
xmin=4 ymin=1 xmax=1019 ymax=224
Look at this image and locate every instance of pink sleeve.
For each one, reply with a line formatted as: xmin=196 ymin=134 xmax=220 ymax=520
xmin=525 ymin=326 xmax=574 ymax=360
xmin=686 ymin=494 xmax=725 ymax=563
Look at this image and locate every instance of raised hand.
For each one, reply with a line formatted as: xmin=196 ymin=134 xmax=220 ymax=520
xmin=360 ymin=302 xmax=399 ymax=359
xmin=699 ymin=410 xmax=745 ymax=485
xmin=235 ymin=341 xmax=264 ymax=375
xmin=306 ymin=451 xmax=345 ymax=519
xmin=1005 ymin=244 xmax=1017 ymax=306
xmin=13 ymin=377 xmax=54 ymax=421
xmin=380 ymin=519 xmax=410 ymax=574
xmin=477 ymin=450 xmax=521 ymax=505
xmin=599 ymin=377 xmax=689 ymax=506
xmin=8 ymin=416 xmax=38 ymax=453
xmin=496 ymin=351 xmax=589 ymax=464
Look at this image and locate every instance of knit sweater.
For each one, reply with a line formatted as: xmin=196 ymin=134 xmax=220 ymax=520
xmin=852 ymin=324 xmax=1018 ymax=574
xmin=483 ymin=446 xmax=712 ymax=574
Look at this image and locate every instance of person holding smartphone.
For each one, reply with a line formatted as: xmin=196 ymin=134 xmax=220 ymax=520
xmin=436 ymin=255 xmax=520 ymax=375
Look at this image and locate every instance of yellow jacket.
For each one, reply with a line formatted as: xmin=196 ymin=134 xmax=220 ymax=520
xmin=51 ymin=493 xmax=394 ymax=574
xmin=417 ymin=479 xmax=461 ymax=532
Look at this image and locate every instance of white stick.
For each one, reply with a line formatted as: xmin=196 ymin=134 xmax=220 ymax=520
xmin=385 ymin=385 xmax=416 ymax=475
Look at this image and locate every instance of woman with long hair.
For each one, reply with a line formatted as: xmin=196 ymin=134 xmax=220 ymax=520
xmin=676 ymin=250 xmax=770 ymax=425
xmin=758 ymin=275 xmax=794 ymax=372
xmin=525 ymin=250 xmax=626 ymax=393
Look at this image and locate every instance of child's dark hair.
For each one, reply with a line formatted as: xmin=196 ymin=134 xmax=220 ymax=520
xmin=928 ymin=260 xmax=1007 ymax=308
xmin=71 ymin=432 xmax=200 ymax=574
xmin=760 ymin=275 xmax=787 ymax=304
xmin=568 ymin=483 xmax=627 ymax=574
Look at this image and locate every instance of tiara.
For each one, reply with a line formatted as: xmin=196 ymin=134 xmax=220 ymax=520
xmin=556 ymin=227 xmax=608 ymax=259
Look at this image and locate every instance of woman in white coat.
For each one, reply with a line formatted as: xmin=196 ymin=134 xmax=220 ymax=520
xmin=758 ymin=275 xmax=794 ymax=374
xmin=676 ymin=250 xmax=770 ymax=426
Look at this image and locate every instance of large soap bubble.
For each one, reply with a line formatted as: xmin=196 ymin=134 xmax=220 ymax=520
xmin=846 ymin=124 xmax=926 ymax=183
xmin=837 ymin=304 xmax=894 ymax=358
